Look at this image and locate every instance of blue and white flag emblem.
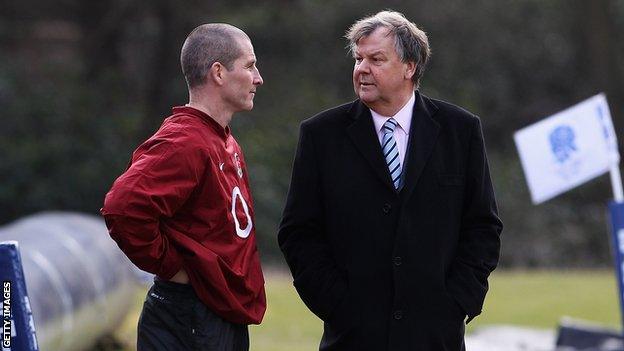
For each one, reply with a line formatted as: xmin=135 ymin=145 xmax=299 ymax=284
xmin=549 ymin=125 xmax=577 ymax=164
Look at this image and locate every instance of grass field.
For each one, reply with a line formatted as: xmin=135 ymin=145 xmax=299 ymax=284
xmin=115 ymin=270 xmax=622 ymax=351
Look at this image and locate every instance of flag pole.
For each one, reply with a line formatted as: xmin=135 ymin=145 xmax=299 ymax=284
xmin=611 ymin=163 xmax=624 ymax=202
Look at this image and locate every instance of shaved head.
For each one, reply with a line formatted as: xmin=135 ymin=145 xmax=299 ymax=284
xmin=181 ymin=23 xmax=250 ymax=89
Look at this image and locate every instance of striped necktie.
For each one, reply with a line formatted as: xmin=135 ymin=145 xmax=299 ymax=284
xmin=382 ymin=118 xmax=402 ymax=189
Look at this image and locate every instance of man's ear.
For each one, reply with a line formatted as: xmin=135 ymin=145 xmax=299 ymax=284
xmin=209 ymin=62 xmax=225 ymax=86
xmin=405 ymin=61 xmax=416 ymax=80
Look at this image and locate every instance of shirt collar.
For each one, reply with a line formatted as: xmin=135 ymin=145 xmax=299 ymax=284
xmin=370 ymin=91 xmax=415 ymax=136
xmin=172 ymin=106 xmax=231 ymax=140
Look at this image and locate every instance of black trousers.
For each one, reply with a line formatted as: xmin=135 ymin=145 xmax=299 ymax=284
xmin=137 ymin=278 xmax=249 ymax=351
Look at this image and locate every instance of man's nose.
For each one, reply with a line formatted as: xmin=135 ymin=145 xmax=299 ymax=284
xmin=354 ymin=60 xmax=370 ymax=75
xmin=254 ymin=68 xmax=264 ymax=86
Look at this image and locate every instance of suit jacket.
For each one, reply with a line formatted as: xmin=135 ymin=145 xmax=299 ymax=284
xmin=278 ymin=91 xmax=503 ymax=351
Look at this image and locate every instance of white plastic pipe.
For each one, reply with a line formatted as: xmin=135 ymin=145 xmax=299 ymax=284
xmin=611 ymin=164 xmax=624 ymax=203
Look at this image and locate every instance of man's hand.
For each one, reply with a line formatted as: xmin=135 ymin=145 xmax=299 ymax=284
xmin=169 ymin=268 xmax=190 ymax=284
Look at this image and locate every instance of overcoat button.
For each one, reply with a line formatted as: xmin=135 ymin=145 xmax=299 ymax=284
xmin=393 ymin=256 xmax=402 ymax=266
xmin=382 ymin=203 xmax=392 ymax=213
xmin=393 ymin=310 xmax=403 ymax=320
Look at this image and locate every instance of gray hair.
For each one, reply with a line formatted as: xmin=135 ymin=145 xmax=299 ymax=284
xmin=346 ymin=10 xmax=431 ymax=89
xmin=180 ymin=23 xmax=249 ymax=89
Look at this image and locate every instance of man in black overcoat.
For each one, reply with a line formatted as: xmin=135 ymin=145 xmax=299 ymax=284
xmin=278 ymin=10 xmax=503 ymax=351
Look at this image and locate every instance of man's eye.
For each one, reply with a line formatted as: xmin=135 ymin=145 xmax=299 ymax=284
xmin=355 ymin=57 xmax=362 ymax=63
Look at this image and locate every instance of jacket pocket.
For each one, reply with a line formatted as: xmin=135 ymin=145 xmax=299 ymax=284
xmin=437 ymin=174 xmax=464 ymax=186
xmin=444 ymin=291 xmax=467 ymax=320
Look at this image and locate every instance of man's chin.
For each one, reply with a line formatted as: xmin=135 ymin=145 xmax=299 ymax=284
xmin=357 ymin=93 xmax=377 ymax=104
xmin=243 ymin=101 xmax=254 ymax=111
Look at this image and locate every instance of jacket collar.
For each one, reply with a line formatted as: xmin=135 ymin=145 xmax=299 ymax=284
xmin=172 ymin=106 xmax=231 ymax=140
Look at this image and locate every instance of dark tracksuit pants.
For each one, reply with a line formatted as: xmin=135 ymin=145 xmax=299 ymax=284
xmin=137 ymin=278 xmax=249 ymax=351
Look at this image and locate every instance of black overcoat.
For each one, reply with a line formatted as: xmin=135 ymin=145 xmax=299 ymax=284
xmin=278 ymin=92 xmax=503 ymax=351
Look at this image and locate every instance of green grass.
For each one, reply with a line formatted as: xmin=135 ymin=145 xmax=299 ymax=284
xmin=471 ymin=270 xmax=621 ymax=330
xmin=114 ymin=270 xmax=622 ymax=351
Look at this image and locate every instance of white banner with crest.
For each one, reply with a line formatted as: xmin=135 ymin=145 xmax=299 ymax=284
xmin=514 ymin=93 xmax=619 ymax=204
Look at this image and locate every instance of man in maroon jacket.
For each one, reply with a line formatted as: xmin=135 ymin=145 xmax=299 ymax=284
xmin=101 ymin=23 xmax=265 ymax=351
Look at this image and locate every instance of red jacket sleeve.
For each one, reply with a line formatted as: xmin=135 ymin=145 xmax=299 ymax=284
xmin=101 ymin=127 xmax=205 ymax=279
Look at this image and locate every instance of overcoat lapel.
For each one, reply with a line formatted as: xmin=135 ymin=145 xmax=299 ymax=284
xmin=401 ymin=92 xmax=440 ymax=201
xmin=346 ymin=101 xmax=396 ymax=192
xmin=345 ymin=93 xmax=440 ymax=195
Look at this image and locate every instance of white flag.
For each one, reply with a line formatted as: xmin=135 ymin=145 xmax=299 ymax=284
xmin=514 ymin=93 xmax=619 ymax=204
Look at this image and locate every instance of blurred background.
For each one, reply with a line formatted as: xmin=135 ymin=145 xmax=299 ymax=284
xmin=1 ymin=0 xmax=623 ymax=350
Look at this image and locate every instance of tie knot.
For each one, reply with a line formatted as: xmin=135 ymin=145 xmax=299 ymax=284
xmin=383 ymin=118 xmax=398 ymax=134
